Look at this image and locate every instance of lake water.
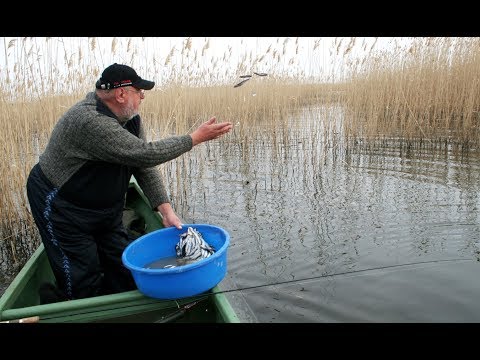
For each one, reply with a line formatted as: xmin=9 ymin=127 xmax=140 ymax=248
xmin=168 ymin=106 xmax=480 ymax=323
xmin=2 ymin=105 xmax=480 ymax=322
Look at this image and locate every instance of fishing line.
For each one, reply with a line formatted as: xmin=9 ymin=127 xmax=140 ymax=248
xmin=154 ymin=257 xmax=475 ymax=322
xmin=194 ymin=257 xmax=475 ymax=300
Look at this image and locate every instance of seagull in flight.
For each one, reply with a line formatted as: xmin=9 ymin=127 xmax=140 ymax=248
xmin=234 ymin=72 xmax=268 ymax=88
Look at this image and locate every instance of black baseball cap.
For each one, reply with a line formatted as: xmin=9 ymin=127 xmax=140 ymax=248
xmin=95 ymin=63 xmax=155 ymax=90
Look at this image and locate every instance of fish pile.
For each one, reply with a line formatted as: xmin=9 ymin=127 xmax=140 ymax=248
xmin=171 ymin=227 xmax=215 ymax=267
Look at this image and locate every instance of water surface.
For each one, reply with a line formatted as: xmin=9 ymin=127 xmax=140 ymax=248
xmin=2 ymin=106 xmax=480 ymax=323
xmin=171 ymin=107 xmax=480 ymax=322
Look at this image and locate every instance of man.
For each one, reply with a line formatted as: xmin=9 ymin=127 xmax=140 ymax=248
xmin=26 ymin=63 xmax=232 ymax=303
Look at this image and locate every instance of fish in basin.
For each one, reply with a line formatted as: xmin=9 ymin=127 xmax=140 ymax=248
xmin=175 ymin=227 xmax=215 ymax=265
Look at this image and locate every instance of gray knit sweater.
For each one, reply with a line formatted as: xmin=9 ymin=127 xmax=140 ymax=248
xmin=39 ymin=92 xmax=192 ymax=208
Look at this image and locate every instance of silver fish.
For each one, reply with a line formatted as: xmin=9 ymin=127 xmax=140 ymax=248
xmin=175 ymin=227 xmax=215 ymax=265
xmin=234 ymin=72 xmax=268 ymax=88
xmin=234 ymin=78 xmax=251 ymax=88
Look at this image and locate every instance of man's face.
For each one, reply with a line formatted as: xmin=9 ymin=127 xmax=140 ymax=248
xmin=120 ymin=86 xmax=145 ymax=120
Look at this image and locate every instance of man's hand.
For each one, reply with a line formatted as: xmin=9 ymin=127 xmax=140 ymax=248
xmin=190 ymin=117 xmax=233 ymax=146
xmin=157 ymin=203 xmax=182 ymax=229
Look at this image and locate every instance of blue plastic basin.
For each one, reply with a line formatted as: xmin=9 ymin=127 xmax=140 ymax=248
xmin=122 ymin=224 xmax=229 ymax=299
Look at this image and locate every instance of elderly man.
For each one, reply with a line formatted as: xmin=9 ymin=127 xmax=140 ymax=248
xmin=26 ymin=63 xmax=232 ymax=303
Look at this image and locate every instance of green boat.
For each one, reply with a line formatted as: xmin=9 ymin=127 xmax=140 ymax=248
xmin=0 ymin=181 xmax=242 ymax=323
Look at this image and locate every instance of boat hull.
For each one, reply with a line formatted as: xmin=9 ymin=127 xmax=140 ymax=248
xmin=0 ymin=181 xmax=239 ymax=323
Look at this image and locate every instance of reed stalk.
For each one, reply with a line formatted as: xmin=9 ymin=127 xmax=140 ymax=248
xmin=0 ymin=36 xmax=478 ymax=271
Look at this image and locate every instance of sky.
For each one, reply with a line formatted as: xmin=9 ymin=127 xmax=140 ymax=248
xmin=0 ymin=37 xmax=408 ymax=98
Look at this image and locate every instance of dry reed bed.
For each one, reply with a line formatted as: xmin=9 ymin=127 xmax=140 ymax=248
xmin=0 ymin=80 xmax=337 ymax=272
xmin=1 ymin=36 xmax=479 ymax=273
xmin=342 ymin=37 xmax=480 ymax=150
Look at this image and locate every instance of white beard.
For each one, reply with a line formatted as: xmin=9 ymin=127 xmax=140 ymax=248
xmin=120 ymin=101 xmax=138 ymax=121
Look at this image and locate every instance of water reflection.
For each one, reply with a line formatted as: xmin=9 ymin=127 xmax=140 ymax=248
xmin=163 ymin=106 xmax=480 ymax=322
xmin=3 ymin=105 xmax=480 ymax=322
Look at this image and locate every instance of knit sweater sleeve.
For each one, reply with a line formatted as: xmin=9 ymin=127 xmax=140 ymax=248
xmin=39 ymin=93 xmax=193 ymax=193
xmin=76 ymin=113 xmax=193 ymax=167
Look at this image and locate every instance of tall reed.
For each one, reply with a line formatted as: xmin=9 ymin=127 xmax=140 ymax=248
xmin=0 ymin=36 xmax=479 ymax=275
xmin=342 ymin=37 xmax=480 ymax=151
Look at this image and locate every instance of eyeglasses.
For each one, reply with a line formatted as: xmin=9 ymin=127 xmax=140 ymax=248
xmin=124 ymin=87 xmax=145 ymax=97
